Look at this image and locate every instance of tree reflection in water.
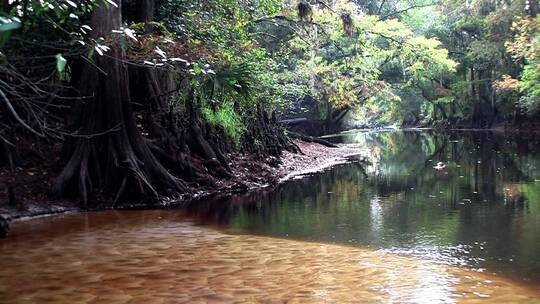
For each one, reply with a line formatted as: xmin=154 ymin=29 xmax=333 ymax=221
xmin=185 ymin=131 xmax=540 ymax=282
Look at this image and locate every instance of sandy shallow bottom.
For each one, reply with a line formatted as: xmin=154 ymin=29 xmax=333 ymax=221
xmin=0 ymin=210 xmax=539 ymax=304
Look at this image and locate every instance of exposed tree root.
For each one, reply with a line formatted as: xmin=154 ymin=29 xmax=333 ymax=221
xmin=0 ymin=138 xmax=17 ymax=172
xmin=53 ymin=3 xmax=188 ymax=207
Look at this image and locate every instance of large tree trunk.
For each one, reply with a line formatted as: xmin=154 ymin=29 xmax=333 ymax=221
xmin=130 ymin=0 xmax=231 ymax=180
xmin=470 ymin=67 xmax=477 ymax=100
xmin=325 ymin=98 xmax=332 ymax=134
xmin=528 ymin=0 xmax=539 ymax=17
xmin=137 ymin=0 xmax=155 ymax=22
xmin=53 ymin=2 xmax=186 ymax=206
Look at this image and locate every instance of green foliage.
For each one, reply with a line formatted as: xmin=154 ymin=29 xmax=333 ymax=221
xmin=507 ymin=16 xmax=540 ymax=114
xmin=158 ymin=0 xmax=260 ymax=52
xmin=0 ymin=16 xmax=20 ymax=55
xmin=55 ymin=54 xmax=67 ymax=73
xmin=517 ymin=64 xmax=540 ymax=114
xmin=465 ymin=40 xmax=500 ymax=69
xmin=157 ymin=0 xmax=294 ymax=117
xmin=519 ymin=65 xmax=540 ymax=95
xmin=202 ymin=103 xmax=246 ymax=146
xmin=6 ymin=0 xmax=540 ymax=138
xmin=271 ymin=0 xmax=457 ymax=126
xmin=1 ymin=0 xmax=101 ymax=74
xmin=434 ymin=96 xmax=454 ymax=105
xmin=456 ymin=18 xmax=485 ymax=35
xmin=204 ymin=62 xmax=254 ymax=100
xmin=392 ymin=0 xmax=539 ymax=125
xmin=2 ymin=0 xmax=99 ymax=43
xmin=257 ymin=0 xmax=282 ymax=15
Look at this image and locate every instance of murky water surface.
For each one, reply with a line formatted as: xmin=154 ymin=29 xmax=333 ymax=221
xmin=1 ymin=130 xmax=540 ymax=303
xmin=186 ymin=131 xmax=540 ymax=280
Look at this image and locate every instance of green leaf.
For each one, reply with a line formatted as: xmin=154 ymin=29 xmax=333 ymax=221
xmin=0 ymin=31 xmax=12 ymax=48
xmin=193 ymin=63 xmax=202 ymax=75
xmin=55 ymin=54 xmax=67 ymax=73
xmin=0 ymin=19 xmax=21 ymax=32
xmin=0 ymin=18 xmax=21 ymax=48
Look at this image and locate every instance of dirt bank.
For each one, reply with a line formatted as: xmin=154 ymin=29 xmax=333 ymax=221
xmin=0 ymin=140 xmax=366 ymax=235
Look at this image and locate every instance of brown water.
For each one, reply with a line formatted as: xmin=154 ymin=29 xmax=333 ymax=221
xmin=183 ymin=130 xmax=540 ymax=284
xmin=0 ymin=210 xmax=539 ymax=303
xmin=2 ymin=130 xmax=540 ymax=303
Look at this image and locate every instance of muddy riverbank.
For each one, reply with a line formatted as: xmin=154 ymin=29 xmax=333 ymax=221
xmin=0 ymin=140 xmax=366 ymax=235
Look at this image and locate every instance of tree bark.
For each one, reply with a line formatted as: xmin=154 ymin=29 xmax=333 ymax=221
xmin=528 ymin=0 xmax=539 ymax=17
xmin=137 ymin=0 xmax=155 ymax=22
xmin=53 ymin=1 xmax=186 ymax=206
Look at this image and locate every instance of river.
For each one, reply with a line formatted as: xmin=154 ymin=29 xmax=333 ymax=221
xmin=1 ymin=130 xmax=540 ymax=303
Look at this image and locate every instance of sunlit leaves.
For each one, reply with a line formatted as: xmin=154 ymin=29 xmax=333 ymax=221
xmin=493 ymin=75 xmax=519 ymax=92
xmin=202 ymin=102 xmax=245 ymax=146
xmin=112 ymin=27 xmax=137 ymax=41
xmin=0 ymin=16 xmax=21 ymax=48
xmin=288 ymin=0 xmax=457 ymax=114
xmin=507 ymin=16 xmax=540 ymax=62
xmin=257 ymin=0 xmax=282 ymax=16
xmin=505 ymin=16 xmax=540 ymax=114
xmin=1 ymin=0 xmax=103 ymax=77
xmin=55 ymin=53 xmax=67 ymax=73
xmin=103 ymin=0 xmax=118 ymax=8
xmin=0 ymin=16 xmax=21 ymax=32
